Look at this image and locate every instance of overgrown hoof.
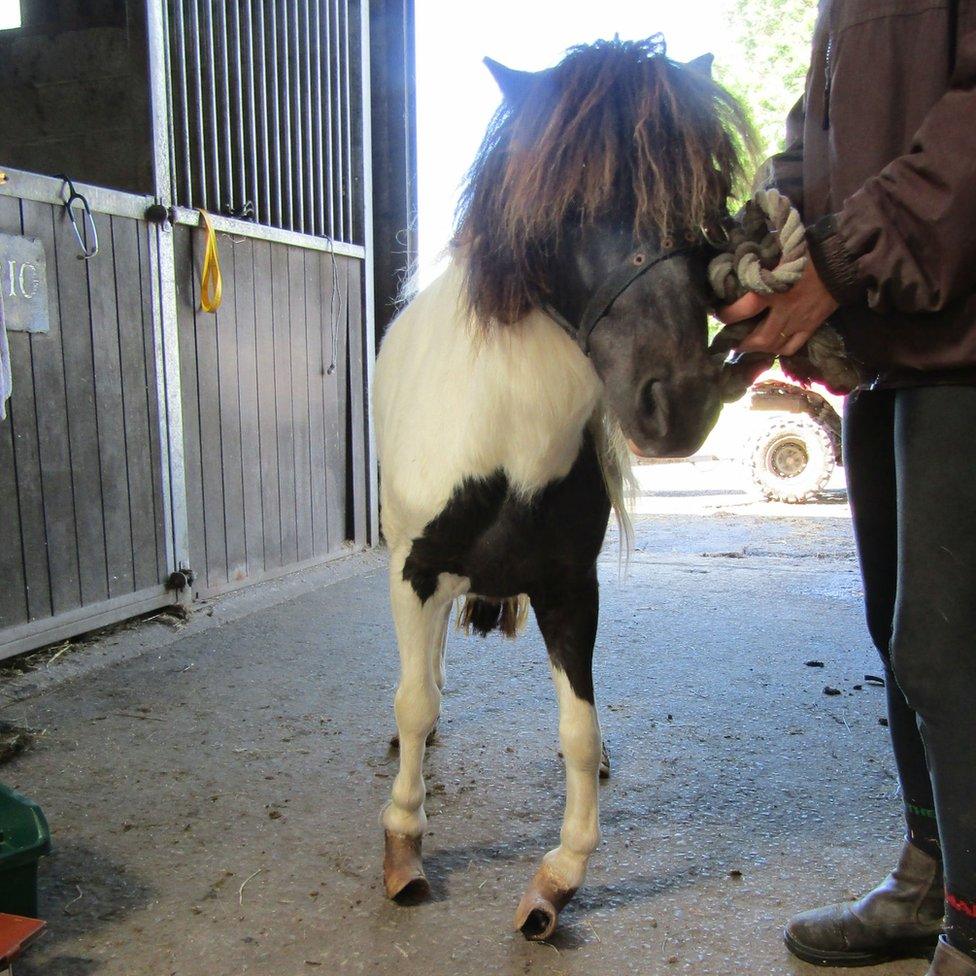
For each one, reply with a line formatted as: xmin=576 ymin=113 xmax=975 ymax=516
xmin=383 ymin=831 xmax=430 ymax=903
xmin=514 ymin=864 xmax=576 ymax=941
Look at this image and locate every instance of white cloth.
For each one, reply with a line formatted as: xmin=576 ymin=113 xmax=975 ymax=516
xmin=0 ymin=293 xmax=10 ymax=421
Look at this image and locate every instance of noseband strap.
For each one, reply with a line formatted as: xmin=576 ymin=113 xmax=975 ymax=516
xmin=544 ymin=243 xmax=694 ymax=355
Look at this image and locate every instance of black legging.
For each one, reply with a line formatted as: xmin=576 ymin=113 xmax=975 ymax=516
xmin=845 ymin=385 xmax=976 ymax=956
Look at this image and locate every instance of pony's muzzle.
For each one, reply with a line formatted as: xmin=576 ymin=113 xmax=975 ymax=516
xmin=630 ymin=374 xmax=721 ymax=458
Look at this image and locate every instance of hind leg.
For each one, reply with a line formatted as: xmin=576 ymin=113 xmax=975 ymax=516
xmin=515 ymin=574 xmax=602 ymax=939
xmin=434 ymin=609 xmax=448 ymax=692
xmin=383 ymin=552 xmax=460 ymax=900
xmin=429 ymin=603 xmax=450 ymax=739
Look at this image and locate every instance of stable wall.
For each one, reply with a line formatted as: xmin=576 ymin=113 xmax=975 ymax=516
xmin=0 ymin=0 xmax=152 ymax=192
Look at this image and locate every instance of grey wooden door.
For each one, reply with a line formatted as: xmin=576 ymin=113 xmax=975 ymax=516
xmin=0 ymin=187 xmax=172 ymax=658
xmin=173 ymin=225 xmax=361 ymax=597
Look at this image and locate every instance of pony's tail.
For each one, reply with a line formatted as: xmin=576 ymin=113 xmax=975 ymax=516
xmin=456 ymin=594 xmax=530 ymax=639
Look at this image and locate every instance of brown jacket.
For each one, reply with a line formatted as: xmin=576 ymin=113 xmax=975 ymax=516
xmin=762 ymin=0 xmax=976 ymax=381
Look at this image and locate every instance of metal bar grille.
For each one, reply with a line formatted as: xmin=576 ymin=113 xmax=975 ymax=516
xmin=330 ymin=0 xmax=345 ymax=242
xmin=165 ymin=0 xmax=364 ymax=245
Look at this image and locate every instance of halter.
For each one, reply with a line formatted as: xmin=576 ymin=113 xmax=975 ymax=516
xmin=543 ymin=241 xmax=696 ymax=355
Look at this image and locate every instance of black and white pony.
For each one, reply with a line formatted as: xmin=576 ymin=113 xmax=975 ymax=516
xmin=373 ymin=37 xmax=752 ymax=940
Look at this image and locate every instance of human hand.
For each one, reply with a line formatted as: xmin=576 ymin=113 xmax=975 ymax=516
xmin=717 ymin=263 xmax=839 ymax=357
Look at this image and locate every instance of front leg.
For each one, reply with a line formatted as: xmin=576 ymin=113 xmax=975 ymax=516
xmin=382 ymin=550 xmax=458 ymax=901
xmin=388 ymin=603 xmax=449 ymax=749
xmin=516 ymin=573 xmax=602 ymax=940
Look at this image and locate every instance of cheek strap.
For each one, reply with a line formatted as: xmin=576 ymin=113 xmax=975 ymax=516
xmin=543 ymin=245 xmax=694 ymax=355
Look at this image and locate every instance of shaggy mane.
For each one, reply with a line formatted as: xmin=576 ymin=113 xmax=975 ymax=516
xmin=453 ymin=36 xmax=755 ymax=325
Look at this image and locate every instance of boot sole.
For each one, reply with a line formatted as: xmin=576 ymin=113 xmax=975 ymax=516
xmin=784 ymin=929 xmax=940 ymax=968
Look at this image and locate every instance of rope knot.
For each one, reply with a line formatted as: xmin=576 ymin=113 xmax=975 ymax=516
xmin=708 ymin=188 xmax=863 ymax=395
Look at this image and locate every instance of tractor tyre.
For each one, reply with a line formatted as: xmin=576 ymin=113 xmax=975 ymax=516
xmin=749 ymin=413 xmax=836 ymax=503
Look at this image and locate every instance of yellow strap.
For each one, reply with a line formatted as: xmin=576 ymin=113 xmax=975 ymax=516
xmin=198 ymin=209 xmax=223 ymax=313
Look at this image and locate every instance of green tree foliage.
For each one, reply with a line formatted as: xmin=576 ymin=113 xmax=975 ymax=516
xmin=716 ymin=0 xmax=819 ymax=158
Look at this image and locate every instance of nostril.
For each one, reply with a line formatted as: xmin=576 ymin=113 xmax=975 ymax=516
xmin=638 ymin=379 xmax=670 ymax=434
xmin=640 ymin=379 xmax=659 ymax=418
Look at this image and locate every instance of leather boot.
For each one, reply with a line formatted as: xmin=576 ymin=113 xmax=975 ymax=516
xmin=928 ymin=938 xmax=976 ymax=975
xmin=784 ymin=841 xmax=944 ymax=967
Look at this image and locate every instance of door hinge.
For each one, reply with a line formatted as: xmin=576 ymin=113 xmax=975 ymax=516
xmin=166 ymin=568 xmax=195 ymax=591
xmin=145 ymin=202 xmax=177 ymax=226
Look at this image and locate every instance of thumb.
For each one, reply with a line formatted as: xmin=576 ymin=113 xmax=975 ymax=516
xmin=716 ymin=292 xmax=769 ymax=324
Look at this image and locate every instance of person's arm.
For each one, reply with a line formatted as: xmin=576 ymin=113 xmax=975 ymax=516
xmin=755 ymin=96 xmax=806 ymax=216
xmin=719 ymin=94 xmax=836 ymax=358
xmin=808 ymin=30 xmax=976 ymax=314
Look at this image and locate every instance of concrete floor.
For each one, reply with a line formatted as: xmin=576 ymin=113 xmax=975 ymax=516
xmin=0 ymin=502 xmax=932 ymax=976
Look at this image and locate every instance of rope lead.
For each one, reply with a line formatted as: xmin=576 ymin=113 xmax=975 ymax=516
xmin=708 ymin=189 xmax=863 ymax=395
xmin=708 ymin=188 xmax=808 ymax=303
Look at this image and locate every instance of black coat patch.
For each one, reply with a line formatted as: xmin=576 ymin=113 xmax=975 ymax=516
xmin=401 ymin=430 xmax=610 ymax=702
xmin=402 ymin=429 xmax=610 ymax=603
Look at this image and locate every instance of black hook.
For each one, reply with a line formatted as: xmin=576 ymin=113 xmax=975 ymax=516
xmin=56 ymin=174 xmax=99 ymax=260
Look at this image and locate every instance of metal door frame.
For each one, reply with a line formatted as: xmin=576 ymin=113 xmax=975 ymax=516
xmin=144 ymin=0 xmax=378 ymax=555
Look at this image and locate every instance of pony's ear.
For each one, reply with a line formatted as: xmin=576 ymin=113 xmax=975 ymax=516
xmin=483 ymin=56 xmax=536 ymax=102
xmin=685 ymin=53 xmax=715 ymax=78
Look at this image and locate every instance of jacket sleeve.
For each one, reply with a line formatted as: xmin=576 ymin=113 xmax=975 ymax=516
xmin=755 ymin=96 xmax=806 ymax=216
xmin=808 ymin=30 xmax=976 ymax=313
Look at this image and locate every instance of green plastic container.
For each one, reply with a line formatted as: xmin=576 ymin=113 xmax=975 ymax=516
xmin=0 ymin=784 xmax=51 ymax=918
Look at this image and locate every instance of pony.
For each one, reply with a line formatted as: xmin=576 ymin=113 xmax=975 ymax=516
xmin=372 ymin=36 xmax=753 ymax=940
